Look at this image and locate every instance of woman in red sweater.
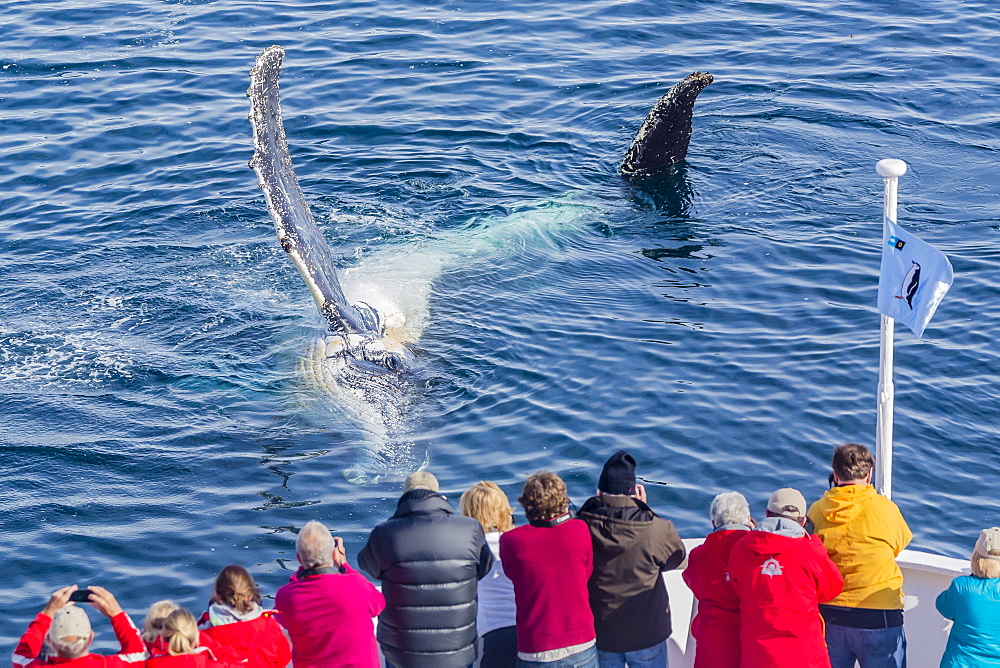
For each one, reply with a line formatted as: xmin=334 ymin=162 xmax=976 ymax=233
xmin=499 ymin=471 xmax=597 ymax=668
xmin=146 ymin=609 xmax=230 ymax=668
xmin=198 ymin=565 xmax=291 ymax=668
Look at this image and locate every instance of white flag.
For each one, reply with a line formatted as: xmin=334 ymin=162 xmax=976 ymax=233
xmin=877 ymin=217 xmax=953 ymax=337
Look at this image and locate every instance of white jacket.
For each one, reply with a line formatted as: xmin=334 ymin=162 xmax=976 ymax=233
xmin=477 ymin=531 xmax=517 ymax=636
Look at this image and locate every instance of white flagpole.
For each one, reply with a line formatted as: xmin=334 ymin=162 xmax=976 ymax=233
xmin=874 ymin=158 xmax=907 ymax=499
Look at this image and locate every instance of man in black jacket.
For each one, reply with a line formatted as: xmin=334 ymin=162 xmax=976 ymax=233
xmin=577 ymin=451 xmax=686 ymax=668
xmin=359 ymin=471 xmax=494 ymax=668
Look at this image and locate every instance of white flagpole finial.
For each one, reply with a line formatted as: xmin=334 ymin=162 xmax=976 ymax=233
xmin=876 ymin=159 xmax=907 ymax=179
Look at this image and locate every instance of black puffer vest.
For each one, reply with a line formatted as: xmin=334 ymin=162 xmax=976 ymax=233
xmin=358 ymin=489 xmax=493 ymax=667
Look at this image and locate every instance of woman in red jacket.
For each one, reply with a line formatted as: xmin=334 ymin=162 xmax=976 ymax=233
xmin=142 ymin=601 xmax=223 ymax=659
xmin=198 ymin=565 xmax=291 ymax=668
xmin=146 ymin=609 xmax=230 ymax=668
xmin=683 ymin=491 xmax=755 ymax=668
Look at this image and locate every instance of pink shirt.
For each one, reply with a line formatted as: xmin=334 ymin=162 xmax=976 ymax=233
xmin=274 ymin=564 xmax=386 ymax=668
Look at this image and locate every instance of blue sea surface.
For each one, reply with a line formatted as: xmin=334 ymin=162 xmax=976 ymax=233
xmin=2 ymin=0 xmax=998 ymax=649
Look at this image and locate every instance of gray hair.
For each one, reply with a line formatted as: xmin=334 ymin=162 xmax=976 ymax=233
xmin=296 ymin=520 xmax=334 ymax=569
xmin=710 ymin=491 xmax=751 ymax=529
xmin=45 ymin=636 xmax=90 ymax=660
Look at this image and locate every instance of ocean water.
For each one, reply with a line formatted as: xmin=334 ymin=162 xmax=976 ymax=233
xmin=2 ymin=0 xmax=998 ymax=648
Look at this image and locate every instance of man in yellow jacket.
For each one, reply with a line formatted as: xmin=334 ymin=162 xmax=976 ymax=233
xmin=808 ymin=443 xmax=913 ymax=668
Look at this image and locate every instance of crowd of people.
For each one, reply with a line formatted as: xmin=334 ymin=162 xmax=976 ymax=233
xmin=12 ymin=444 xmax=1000 ymax=668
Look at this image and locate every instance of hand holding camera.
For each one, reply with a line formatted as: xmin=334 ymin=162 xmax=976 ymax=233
xmin=69 ymin=589 xmax=93 ymax=602
xmin=332 ymin=536 xmax=348 ymax=568
xmin=42 ymin=585 xmax=79 ymax=617
xmin=632 ymin=483 xmax=647 ymax=503
xmin=85 ymin=586 xmax=124 ymax=618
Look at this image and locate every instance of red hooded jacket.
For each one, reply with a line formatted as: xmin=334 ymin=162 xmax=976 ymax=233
xmin=682 ymin=528 xmax=749 ymax=668
xmin=728 ymin=520 xmax=843 ymax=668
xmin=200 ymin=613 xmax=290 ymax=668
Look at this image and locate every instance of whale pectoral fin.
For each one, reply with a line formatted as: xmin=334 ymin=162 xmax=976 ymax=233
xmin=247 ymin=46 xmax=376 ymax=337
xmin=620 ymin=71 xmax=714 ymax=177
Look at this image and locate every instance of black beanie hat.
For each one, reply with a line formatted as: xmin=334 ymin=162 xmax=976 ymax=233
xmin=598 ymin=450 xmax=637 ymax=495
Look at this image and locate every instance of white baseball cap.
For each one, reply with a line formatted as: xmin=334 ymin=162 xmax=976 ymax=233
xmin=49 ymin=605 xmax=91 ymax=640
xmin=975 ymin=527 xmax=1000 ymax=561
xmin=766 ymin=488 xmax=807 ymax=520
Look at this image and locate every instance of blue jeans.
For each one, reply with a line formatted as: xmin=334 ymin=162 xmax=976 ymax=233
xmin=825 ymin=624 xmax=906 ymax=668
xmin=597 ymin=640 xmax=668 ymax=668
xmin=517 ymin=645 xmax=599 ymax=668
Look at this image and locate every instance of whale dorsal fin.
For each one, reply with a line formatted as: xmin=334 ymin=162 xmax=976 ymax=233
xmin=248 ymin=45 xmax=379 ymax=336
xmin=620 ymin=72 xmax=714 ymax=177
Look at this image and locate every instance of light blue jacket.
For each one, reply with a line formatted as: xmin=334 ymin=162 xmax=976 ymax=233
xmin=936 ymin=574 xmax=1000 ymax=667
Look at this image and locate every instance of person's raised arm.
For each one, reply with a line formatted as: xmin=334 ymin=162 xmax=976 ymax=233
xmin=632 ymin=483 xmax=647 ymax=504
xmin=14 ymin=586 xmax=79 ymax=664
xmin=41 ymin=585 xmax=78 ymax=618
xmin=86 ymin=586 xmax=123 ymax=619
xmin=657 ymin=519 xmax=687 ymax=572
xmin=87 ymin=587 xmax=145 ymax=661
xmin=332 ymin=536 xmax=348 ymax=570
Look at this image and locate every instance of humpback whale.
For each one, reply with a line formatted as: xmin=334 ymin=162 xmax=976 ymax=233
xmin=245 ymin=45 xmax=711 ymax=481
xmin=248 ymin=45 xmax=409 ymax=375
xmin=249 ymin=45 xmax=423 ymax=483
xmin=620 ymin=72 xmax=714 ymax=177
xmin=246 ymin=46 xmax=597 ymax=482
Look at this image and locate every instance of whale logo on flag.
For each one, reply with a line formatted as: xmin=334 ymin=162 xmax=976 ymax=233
xmin=878 ymin=219 xmax=953 ymax=337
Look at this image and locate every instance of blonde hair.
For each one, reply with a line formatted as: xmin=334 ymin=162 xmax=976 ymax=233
xmin=460 ymin=481 xmax=514 ymax=533
xmin=971 ymin=550 xmax=1000 ymax=579
xmin=161 ymin=608 xmax=199 ymax=656
xmin=142 ymin=600 xmax=180 ymax=643
xmin=214 ymin=565 xmax=261 ymax=614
